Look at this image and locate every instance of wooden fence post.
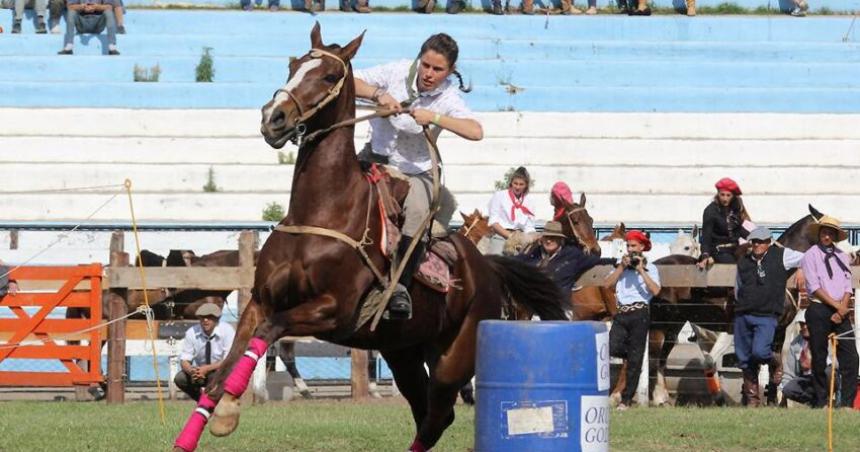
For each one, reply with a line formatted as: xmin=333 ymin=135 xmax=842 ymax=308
xmin=107 ymin=231 xmax=128 ymax=404
xmin=238 ymin=231 xmax=260 ymax=404
xmin=351 ymin=349 xmax=369 ymax=400
xmin=238 ymin=231 xmax=258 ymax=316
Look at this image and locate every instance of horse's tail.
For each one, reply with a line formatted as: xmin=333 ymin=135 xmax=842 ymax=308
xmin=484 ymin=255 xmax=567 ymax=320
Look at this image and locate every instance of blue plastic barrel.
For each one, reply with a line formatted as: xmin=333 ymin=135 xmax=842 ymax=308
xmin=475 ymin=321 xmax=610 ymax=452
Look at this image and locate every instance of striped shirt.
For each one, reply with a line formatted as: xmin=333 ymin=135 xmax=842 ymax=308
xmin=354 ymin=59 xmax=475 ymax=175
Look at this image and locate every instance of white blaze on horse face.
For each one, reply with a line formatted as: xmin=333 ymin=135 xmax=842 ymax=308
xmin=266 ymin=59 xmax=324 ymax=118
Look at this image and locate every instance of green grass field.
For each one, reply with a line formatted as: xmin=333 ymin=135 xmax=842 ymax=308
xmin=0 ymin=399 xmax=858 ymax=451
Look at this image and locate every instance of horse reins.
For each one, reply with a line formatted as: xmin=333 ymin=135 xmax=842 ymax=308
xmin=460 ymin=215 xmax=482 ymax=240
xmin=564 ymin=206 xmax=593 ymax=254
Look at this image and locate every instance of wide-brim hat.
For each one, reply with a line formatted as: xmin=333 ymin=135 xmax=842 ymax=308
xmin=807 ymin=215 xmax=848 ymax=242
xmin=195 ymin=303 xmax=222 ymax=318
xmin=542 ymin=221 xmax=566 ymax=238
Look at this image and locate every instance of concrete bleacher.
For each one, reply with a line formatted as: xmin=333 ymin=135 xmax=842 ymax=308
xmin=2 ymin=12 xmax=860 ymax=225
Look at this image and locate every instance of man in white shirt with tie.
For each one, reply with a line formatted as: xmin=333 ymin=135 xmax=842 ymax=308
xmin=174 ymin=303 xmax=236 ymax=401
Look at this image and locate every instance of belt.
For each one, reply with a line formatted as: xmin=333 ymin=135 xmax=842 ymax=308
xmin=617 ymin=302 xmax=648 ymax=313
xmin=715 ymin=243 xmax=737 ymax=250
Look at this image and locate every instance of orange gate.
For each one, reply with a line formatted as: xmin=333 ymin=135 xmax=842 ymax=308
xmin=0 ymin=264 xmax=103 ymax=387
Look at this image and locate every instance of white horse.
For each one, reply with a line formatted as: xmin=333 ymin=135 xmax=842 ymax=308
xmin=668 ymin=225 xmax=701 ymax=258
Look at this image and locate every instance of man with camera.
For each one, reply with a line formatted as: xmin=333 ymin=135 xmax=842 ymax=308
xmin=734 ymin=226 xmax=803 ymax=407
xmin=604 ymin=230 xmax=661 ymax=410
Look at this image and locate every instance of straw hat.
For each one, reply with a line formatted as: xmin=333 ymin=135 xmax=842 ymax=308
xmin=542 ymin=221 xmax=566 ymax=238
xmin=807 ymin=215 xmax=848 ymax=242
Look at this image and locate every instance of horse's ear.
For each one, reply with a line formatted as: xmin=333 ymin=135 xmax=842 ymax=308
xmin=472 ymin=208 xmax=481 ymax=216
xmin=460 ymin=211 xmax=468 ymax=221
xmin=692 ymin=224 xmax=699 ymax=238
xmin=579 ymin=192 xmax=587 ymax=206
xmin=340 ymin=30 xmax=365 ymax=61
xmin=310 ymin=21 xmax=323 ymax=49
xmin=808 ymin=204 xmax=823 ymax=220
xmin=620 ymin=222 xmax=626 ymax=232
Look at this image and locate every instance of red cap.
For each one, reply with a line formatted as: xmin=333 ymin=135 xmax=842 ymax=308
xmin=625 ymin=230 xmax=652 ymax=252
xmin=714 ymin=177 xmax=742 ymax=196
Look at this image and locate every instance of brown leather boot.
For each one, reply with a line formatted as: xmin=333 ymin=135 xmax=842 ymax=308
xmin=742 ymin=370 xmax=761 ymax=407
xmin=521 ymin=0 xmax=534 ymax=14
xmin=686 ymin=0 xmax=696 ymax=16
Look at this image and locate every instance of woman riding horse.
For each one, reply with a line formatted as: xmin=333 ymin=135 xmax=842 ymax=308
xmin=354 ymin=33 xmax=483 ymax=319
xmin=172 ymin=24 xmax=565 ymax=452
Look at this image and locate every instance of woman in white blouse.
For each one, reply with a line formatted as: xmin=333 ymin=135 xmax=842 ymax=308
xmin=487 ymin=166 xmax=537 ymax=255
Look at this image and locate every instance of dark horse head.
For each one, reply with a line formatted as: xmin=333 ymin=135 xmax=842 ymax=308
xmin=559 ymin=192 xmax=600 ymax=255
xmin=260 ymin=22 xmax=364 ymax=149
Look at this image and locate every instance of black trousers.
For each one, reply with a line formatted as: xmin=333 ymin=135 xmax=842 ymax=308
xmin=806 ymin=303 xmax=859 ymax=408
xmin=610 ymin=307 xmax=650 ymax=404
xmin=174 ymin=370 xmax=213 ymax=401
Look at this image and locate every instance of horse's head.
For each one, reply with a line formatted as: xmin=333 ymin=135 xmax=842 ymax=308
xmin=600 ymin=222 xmax=626 ymax=241
xmin=459 ymin=209 xmax=492 ymax=244
xmin=669 ymin=225 xmax=701 ymax=258
xmin=260 ymin=22 xmax=365 ymax=149
xmin=560 ymin=193 xmax=600 ymax=255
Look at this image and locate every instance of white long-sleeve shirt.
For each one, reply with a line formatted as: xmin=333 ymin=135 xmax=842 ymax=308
xmin=354 ymin=59 xmax=475 ymax=175
xmin=487 ymin=189 xmax=536 ymax=233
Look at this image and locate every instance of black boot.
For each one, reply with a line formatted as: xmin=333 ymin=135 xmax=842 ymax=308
xmin=491 ymin=0 xmax=503 ymax=14
xmin=387 ymin=236 xmax=425 ymax=320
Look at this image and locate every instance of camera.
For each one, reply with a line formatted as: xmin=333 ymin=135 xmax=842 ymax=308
xmin=626 ymin=252 xmax=645 ymax=270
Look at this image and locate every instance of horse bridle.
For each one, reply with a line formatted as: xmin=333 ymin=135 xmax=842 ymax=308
xmin=564 ymin=206 xmax=594 ymax=254
xmin=272 ymin=48 xmax=348 ymax=144
xmin=460 ymin=216 xmax=482 ymax=240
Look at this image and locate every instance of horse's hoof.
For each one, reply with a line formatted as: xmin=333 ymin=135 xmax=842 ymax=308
xmin=209 ymin=395 xmax=241 ymax=437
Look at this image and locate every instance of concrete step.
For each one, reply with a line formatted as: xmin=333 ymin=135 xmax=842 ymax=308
xmin=4 ymin=81 xmax=859 ymax=111
xmin=4 ymin=56 xmax=858 ymax=89
xmin=6 ymin=12 xmax=854 ymax=43
xmin=1 ymin=162 xmax=857 ymax=196
xmin=4 ymin=136 xmax=859 ymax=167
xmin=4 ymin=109 xmax=860 ymax=140
xmin=0 ymin=192 xmax=855 ymax=223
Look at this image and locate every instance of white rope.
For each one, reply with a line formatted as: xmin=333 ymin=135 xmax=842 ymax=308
xmin=0 ymin=305 xmax=153 ymax=351
xmin=8 ymin=183 xmax=126 ymax=195
xmin=0 ymin=188 xmax=123 ymax=281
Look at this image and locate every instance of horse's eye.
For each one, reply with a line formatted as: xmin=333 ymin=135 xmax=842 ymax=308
xmin=324 ymin=74 xmax=338 ymax=83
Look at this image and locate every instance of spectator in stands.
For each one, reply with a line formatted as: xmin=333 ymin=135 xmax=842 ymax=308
xmin=487 ymin=166 xmax=537 ymax=255
xmin=801 ymin=216 xmax=858 ymax=408
xmin=241 ymin=0 xmax=281 ymax=11
xmin=686 ymin=0 xmax=695 ymax=16
xmin=734 ymin=226 xmax=804 ymax=407
xmin=698 ymin=177 xmax=751 ymax=268
xmin=11 ymin=0 xmax=48 ymax=33
xmin=780 ymin=310 xmax=821 ymax=406
xmin=605 ymin=230 xmax=661 ymax=410
xmin=0 ymin=259 xmax=20 ymax=297
xmin=57 ymin=0 xmax=120 ymax=55
xmin=790 ymin=0 xmax=809 ymax=16
xmin=175 ymin=304 xmax=236 ymax=401
xmin=517 ymin=220 xmax=601 ymax=293
xmin=339 ymin=0 xmax=371 ymax=12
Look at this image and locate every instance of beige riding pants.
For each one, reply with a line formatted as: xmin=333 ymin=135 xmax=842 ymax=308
xmin=403 ymin=171 xmax=456 ymax=240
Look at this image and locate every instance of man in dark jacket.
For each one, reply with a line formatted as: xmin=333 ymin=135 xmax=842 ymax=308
xmin=516 ymin=220 xmax=601 ymax=293
xmin=0 ymin=259 xmax=19 ymax=297
xmin=734 ymin=226 xmax=804 ymax=407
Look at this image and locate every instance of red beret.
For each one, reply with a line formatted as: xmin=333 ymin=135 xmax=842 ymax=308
xmin=714 ymin=177 xmax=742 ymax=196
xmin=625 ymin=230 xmax=652 ymax=252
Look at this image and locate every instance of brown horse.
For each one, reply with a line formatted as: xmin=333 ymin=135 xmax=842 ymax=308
xmin=172 ymin=24 xmax=567 ymax=452
xmin=458 ymin=209 xmax=493 ymax=253
xmin=569 ymin=222 xmax=626 ymax=321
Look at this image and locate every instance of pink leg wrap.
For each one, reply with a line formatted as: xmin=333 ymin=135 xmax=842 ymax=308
xmin=223 ymin=337 xmax=267 ymax=397
xmin=173 ymin=394 xmax=216 ymax=452
xmin=409 ymin=438 xmax=428 ymax=452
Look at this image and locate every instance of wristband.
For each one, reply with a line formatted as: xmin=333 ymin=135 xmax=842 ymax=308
xmin=371 ymin=87 xmax=385 ymax=102
xmin=432 ymin=113 xmax=441 ymax=125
